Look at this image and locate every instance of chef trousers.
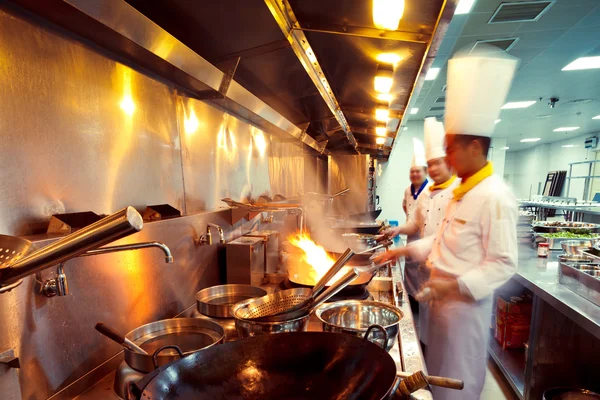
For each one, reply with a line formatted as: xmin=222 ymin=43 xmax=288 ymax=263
xmin=425 ymin=269 xmax=493 ymax=400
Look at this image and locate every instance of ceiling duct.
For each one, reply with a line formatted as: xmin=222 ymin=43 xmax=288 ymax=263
xmin=488 ymin=1 xmax=554 ymax=24
xmin=470 ymin=38 xmax=519 ymax=53
xmin=10 ymin=0 xmax=329 ymax=154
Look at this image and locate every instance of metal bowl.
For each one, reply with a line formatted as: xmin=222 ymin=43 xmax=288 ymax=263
xmin=543 ymin=387 xmax=600 ymax=400
xmin=231 ymin=298 xmax=310 ymax=338
xmin=315 ymin=300 xmax=403 ymax=352
xmin=195 ymin=284 xmax=267 ymax=318
xmin=561 ymin=240 xmax=595 ymax=255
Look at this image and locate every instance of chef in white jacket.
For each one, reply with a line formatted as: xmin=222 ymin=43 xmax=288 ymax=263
xmin=379 ymin=117 xmax=458 ymax=349
xmin=380 ymin=49 xmax=520 ymax=400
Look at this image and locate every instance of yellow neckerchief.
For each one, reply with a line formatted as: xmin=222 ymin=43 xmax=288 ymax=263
xmin=453 ymin=162 xmax=493 ymax=201
xmin=429 ymin=175 xmax=456 ymax=192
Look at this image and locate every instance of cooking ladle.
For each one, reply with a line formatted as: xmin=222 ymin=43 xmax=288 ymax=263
xmin=95 ymin=322 xmax=148 ymax=355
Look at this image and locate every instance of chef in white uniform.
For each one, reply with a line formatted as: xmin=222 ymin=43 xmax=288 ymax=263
xmin=401 ymin=138 xmax=430 ymax=308
xmin=379 ymin=117 xmax=459 ymax=349
xmin=379 ymin=49 xmax=520 ymax=400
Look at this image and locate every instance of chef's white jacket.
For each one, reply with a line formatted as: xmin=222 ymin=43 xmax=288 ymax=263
xmin=409 ymin=174 xmax=518 ymax=301
xmin=411 ymin=179 xmax=460 ymax=238
xmin=403 ymin=182 xmax=431 ymax=222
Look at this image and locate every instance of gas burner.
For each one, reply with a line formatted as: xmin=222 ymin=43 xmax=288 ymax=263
xmin=277 ymin=278 xmax=370 ymax=301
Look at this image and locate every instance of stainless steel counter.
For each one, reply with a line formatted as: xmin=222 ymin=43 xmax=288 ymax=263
xmin=76 ymin=264 xmax=431 ymax=400
xmin=513 ymin=245 xmax=600 ymax=339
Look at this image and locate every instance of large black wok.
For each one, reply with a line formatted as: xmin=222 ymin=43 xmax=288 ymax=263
xmin=128 ymin=330 xmax=397 ymax=400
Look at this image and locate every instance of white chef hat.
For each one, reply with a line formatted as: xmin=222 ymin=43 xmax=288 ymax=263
xmin=411 ymin=138 xmax=427 ymax=168
xmin=424 ymin=117 xmax=446 ymax=161
xmin=445 ymin=46 xmax=519 ymax=137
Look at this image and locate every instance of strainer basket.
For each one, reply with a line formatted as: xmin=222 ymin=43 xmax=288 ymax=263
xmin=231 ymin=288 xmax=312 ymax=320
xmin=0 ymin=235 xmax=33 ymax=293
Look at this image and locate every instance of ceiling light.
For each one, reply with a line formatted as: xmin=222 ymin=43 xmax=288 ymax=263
xmin=410 ymin=108 xmax=419 ymax=115
xmin=562 ymin=56 xmax=600 ymax=71
xmin=425 ymin=68 xmax=441 ymax=81
xmin=520 ymin=138 xmax=541 ymax=143
xmin=403 ymin=126 xmax=408 ymax=131
xmin=373 ymin=0 xmax=405 ymax=31
xmin=553 ymin=127 xmax=580 ymax=132
xmin=377 ymin=53 xmax=402 ymax=65
xmin=375 ymin=108 xmax=390 ymax=121
xmin=374 ymin=65 xmax=394 ymax=93
xmin=501 ymin=146 xmax=509 ymax=150
xmin=593 ymin=115 xmax=600 ymax=120
xmin=562 ymin=144 xmax=577 ymax=148
xmin=501 ymin=101 xmax=536 ymax=109
xmin=377 ymin=93 xmax=394 ymax=102
xmin=455 ymin=0 xmax=476 ymax=15
xmin=376 ymin=137 xmax=386 ymax=145
xmin=376 ymin=126 xmax=387 ymax=136
xmin=495 ymin=119 xmax=501 ymax=124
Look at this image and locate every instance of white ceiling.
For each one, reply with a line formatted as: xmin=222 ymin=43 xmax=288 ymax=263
xmin=405 ymin=0 xmax=600 ymax=152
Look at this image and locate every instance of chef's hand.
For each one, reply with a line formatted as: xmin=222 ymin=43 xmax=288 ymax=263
xmin=420 ymin=279 xmax=460 ymax=301
xmin=372 ymin=247 xmax=408 ymax=264
xmin=378 ymin=227 xmax=400 ymax=241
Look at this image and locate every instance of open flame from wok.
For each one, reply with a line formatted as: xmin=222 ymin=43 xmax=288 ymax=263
xmin=287 ymin=233 xmax=347 ymax=286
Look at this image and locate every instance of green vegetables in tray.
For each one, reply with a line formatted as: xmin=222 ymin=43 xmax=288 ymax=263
xmin=540 ymin=232 xmax=600 ymax=239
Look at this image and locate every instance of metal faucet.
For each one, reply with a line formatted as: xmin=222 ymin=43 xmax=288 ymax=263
xmin=42 ymin=241 xmax=173 ymax=297
xmin=197 ymin=223 xmax=225 ymax=245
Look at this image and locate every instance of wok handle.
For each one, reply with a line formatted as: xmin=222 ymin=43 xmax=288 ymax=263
xmin=311 ymin=248 xmax=354 ymax=298
xmin=396 ymin=371 xmax=464 ymax=390
xmin=152 ymin=345 xmax=184 ymax=369
xmin=363 ymin=324 xmax=389 ymax=351
xmin=95 ymin=322 xmax=148 ymax=355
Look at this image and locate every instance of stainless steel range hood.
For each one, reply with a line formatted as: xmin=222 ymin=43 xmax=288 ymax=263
xmin=10 ymin=0 xmax=328 ymax=154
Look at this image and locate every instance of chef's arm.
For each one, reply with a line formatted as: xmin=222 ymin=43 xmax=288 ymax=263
xmin=389 ymin=220 xmax=419 ymax=236
xmin=458 ymin=197 xmax=518 ymax=301
xmin=406 ymin=235 xmax=435 ymax=262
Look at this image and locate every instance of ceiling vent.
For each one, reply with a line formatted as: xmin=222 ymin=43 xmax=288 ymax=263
xmin=566 ymin=99 xmax=593 ymax=105
xmin=427 ymin=114 xmax=444 ymax=119
xmin=470 ymin=38 xmax=519 ymax=54
xmin=429 ymin=106 xmax=445 ymax=112
xmin=489 ymin=1 xmax=554 ymax=24
xmin=435 ymin=96 xmax=446 ymax=103
xmin=441 ymin=85 xmax=447 ymax=92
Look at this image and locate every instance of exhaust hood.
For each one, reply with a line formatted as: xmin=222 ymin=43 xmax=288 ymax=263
xmin=10 ymin=0 xmax=455 ymax=160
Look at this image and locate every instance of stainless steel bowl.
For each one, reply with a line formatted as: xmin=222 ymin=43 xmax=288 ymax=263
xmin=561 ymin=240 xmax=595 ymax=255
xmin=543 ymin=387 xmax=600 ymax=400
xmin=315 ymin=300 xmax=403 ymax=352
xmin=195 ymin=284 xmax=267 ymax=318
xmin=231 ymin=298 xmax=310 ymax=338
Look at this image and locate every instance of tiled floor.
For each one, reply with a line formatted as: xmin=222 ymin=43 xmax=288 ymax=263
xmin=480 ymin=359 xmax=520 ymax=400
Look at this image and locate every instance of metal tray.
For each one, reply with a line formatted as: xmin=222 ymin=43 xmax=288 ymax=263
xmin=532 ymin=221 xmax=600 ymax=233
xmin=559 ymin=262 xmax=600 ymax=307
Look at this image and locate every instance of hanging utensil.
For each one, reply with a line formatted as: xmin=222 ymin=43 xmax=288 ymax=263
xmin=95 ymin=322 xmax=148 ymax=354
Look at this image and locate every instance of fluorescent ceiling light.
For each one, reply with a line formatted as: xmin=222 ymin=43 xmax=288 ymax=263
xmin=376 ymin=126 xmax=387 ymax=136
xmin=373 ymin=0 xmax=405 ymax=31
xmin=495 ymin=119 xmax=501 ymax=124
xmin=562 ymin=144 xmax=577 ymax=148
xmin=455 ymin=0 xmax=476 ymax=15
xmin=520 ymin=138 xmax=541 ymax=143
xmin=403 ymin=126 xmax=408 ymax=131
xmin=376 ymin=93 xmax=394 ymax=102
xmin=553 ymin=127 xmax=580 ymax=132
xmin=562 ymin=56 xmax=600 ymax=71
xmin=410 ymin=108 xmax=419 ymax=115
xmin=375 ymin=108 xmax=390 ymax=121
xmin=425 ymin=68 xmax=441 ymax=81
xmin=377 ymin=53 xmax=402 ymax=65
xmin=501 ymin=146 xmax=509 ymax=150
xmin=376 ymin=137 xmax=386 ymax=145
xmin=502 ymin=101 xmax=536 ymax=109
xmin=593 ymin=115 xmax=600 ymax=120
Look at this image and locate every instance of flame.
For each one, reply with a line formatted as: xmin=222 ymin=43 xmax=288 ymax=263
xmin=287 ymin=233 xmax=348 ymax=285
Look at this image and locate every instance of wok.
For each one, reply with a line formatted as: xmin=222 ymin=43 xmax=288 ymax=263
xmin=348 ymin=209 xmax=382 ymax=222
xmin=128 ymin=327 xmax=463 ymax=400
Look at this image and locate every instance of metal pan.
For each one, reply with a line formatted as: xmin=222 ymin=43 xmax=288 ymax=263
xmin=123 ymin=318 xmax=224 ymax=373
xmin=348 ymin=209 xmax=382 ymax=222
xmin=127 ymin=327 xmax=463 ymax=400
xmin=195 ymin=284 xmax=267 ymax=318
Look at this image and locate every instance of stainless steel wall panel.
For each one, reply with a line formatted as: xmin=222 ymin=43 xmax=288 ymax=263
xmin=268 ymin=140 xmax=305 ymax=198
xmin=328 ymin=155 xmax=370 ymax=214
xmin=178 ymin=96 xmax=272 ymax=213
xmin=0 ymin=8 xmax=184 ymax=236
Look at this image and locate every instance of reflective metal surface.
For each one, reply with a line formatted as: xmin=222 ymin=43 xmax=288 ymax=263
xmin=328 ymin=155 xmax=371 ymax=215
xmin=269 ymin=140 xmax=306 ymax=197
xmin=315 ymin=300 xmax=403 ymax=352
xmin=195 ymin=284 xmax=267 ymax=318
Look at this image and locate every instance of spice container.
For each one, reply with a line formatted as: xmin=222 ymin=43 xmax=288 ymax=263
xmin=537 ymin=242 xmax=549 ymax=257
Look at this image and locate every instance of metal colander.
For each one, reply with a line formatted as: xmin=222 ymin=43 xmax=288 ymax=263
xmin=231 ymin=288 xmax=312 ymax=319
xmin=0 ymin=235 xmax=33 ymax=269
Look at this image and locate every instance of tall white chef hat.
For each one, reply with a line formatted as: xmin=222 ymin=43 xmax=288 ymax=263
xmin=411 ymin=138 xmax=427 ymax=168
xmin=445 ymin=46 xmax=519 ymax=137
xmin=424 ymin=117 xmax=445 ymax=161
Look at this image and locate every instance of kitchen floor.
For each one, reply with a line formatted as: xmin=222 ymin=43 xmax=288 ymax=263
xmin=481 ymin=359 xmax=519 ymax=400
